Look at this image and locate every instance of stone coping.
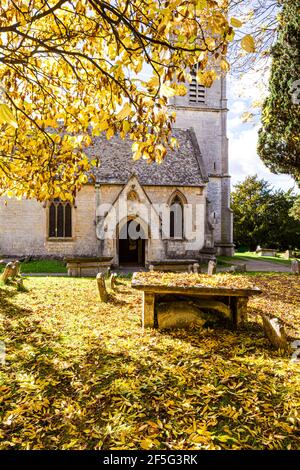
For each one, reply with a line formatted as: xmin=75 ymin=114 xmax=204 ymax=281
xmin=64 ymin=257 xmax=113 ymax=263
xmin=132 ymin=273 xmax=262 ymax=297
xmin=256 ymin=248 xmax=277 ymax=253
xmin=148 ymin=259 xmax=198 ymax=266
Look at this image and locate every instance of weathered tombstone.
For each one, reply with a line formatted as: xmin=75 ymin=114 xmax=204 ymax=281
xmin=157 ymin=302 xmax=206 ymax=329
xmin=149 ymin=264 xmax=154 ymax=272
xmin=96 ymin=272 xmax=108 ymax=302
xmin=261 ymin=315 xmax=289 ymax=350
xmin=207 ymin=260 xmax=216 ymax=275
xmin=12 ymin=260 xmax=20 ymax=278
xmin=1 ymin=262 xmax=15 ymax=284
xmin=106 ymin=267 xmax=111 ymax=278
xmin=193 ymin=263 xmax=200 ymax=274
xmin=109 ymin=273 xmax=117 ymax=291
xmin=187 ymin=264 xmax=193 ymax=273
xmin=291 ymin=260 xmax=300 ymax=275
xmin=284 ymin=250 xmax=292 ymax=260
xmin=229 ymin=264 xmax=246 ymax=273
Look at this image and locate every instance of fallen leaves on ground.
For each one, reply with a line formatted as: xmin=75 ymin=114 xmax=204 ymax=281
xmin=0 ymin=274 xmax=299 ymax=450
xmin=134 ymin=272 xmax=258 ymax=289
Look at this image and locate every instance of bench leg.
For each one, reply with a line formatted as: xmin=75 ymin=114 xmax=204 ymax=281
xmin=231 ymin=297 xmax=248 ymax=327
xmin=142 ymin=292 xmax=155 ymax=328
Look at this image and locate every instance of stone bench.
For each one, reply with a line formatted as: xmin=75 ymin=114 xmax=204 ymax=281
xmin=65 ymin=257 xmax=113 ymax=277
xmin=132 ymin=273 xmax=261 ymax=329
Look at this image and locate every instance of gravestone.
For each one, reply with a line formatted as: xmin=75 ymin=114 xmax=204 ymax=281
xmin=157 ymin=302 xmax=206 ymax=329
xmin=1 ymin=261 xmax=21 ymax=284
xmin=193 ymin=263 xmax=200 ymax=274
xmin=207 ymin=260 xmax=216 ymax=275
xmin=291 ymin=260 xmax=300 ymax=275
xmin=96 ymin=273 xmax=108 ymax=302
xmin=109 ymin=273 xmax=117 ymax=290
xmin=229 ymin=263 xmax=247 ymax=273
xmin=188 ymin=264 xmax=193 ymax=273
xmin=149 ymin=265 xmax=154 ymax=272
xmin=283 ymin=250 xmax=292 ymax=260
xmin=261 ymin=315 xmax=289 ymax=350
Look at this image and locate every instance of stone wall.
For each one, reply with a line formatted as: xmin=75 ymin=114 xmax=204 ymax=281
xmin=0 ymin=182 xmax=207 ymax=262
xmin=0 ymin=186 xmax=98 ymax=257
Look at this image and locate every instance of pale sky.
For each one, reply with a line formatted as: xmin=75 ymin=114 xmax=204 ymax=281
xmin=227 ymin=72 xmax=298 ymax=193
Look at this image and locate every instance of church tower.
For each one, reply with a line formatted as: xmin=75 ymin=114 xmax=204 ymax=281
xmin=170 ymin=70 xmax=234 ymax=256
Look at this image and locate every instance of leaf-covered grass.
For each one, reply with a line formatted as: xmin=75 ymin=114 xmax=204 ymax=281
xmin=0 ymin=275 xmax=299 ymax=450
xmin=0 ymin=259 xmax=67 ymax=274
xmin=218 ymin=252 xmax=293 ymax=266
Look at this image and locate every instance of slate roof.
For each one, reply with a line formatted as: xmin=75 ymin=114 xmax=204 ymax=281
xmin=86 ymin=128 xmax=208 ymax=187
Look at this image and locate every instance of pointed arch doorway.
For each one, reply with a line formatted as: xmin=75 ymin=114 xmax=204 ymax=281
xmin=118 ymin=219 xmax=146 ymax=266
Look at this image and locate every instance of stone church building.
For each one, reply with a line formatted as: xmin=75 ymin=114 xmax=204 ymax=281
xmin=0 ymin=76 xmax=234 ymax=267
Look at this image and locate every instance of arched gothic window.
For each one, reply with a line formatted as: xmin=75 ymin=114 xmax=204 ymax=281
xmin=49 ymin=200 xmax=72 ymax=238
xmin=170 ymin=195 xmax=184 ymax=238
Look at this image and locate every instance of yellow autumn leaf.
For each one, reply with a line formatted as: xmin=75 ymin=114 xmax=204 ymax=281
xmin=160 ymin=84 xmax=176 ymax=97
xmin=116 ymin=103 xmax=132 ymax=121
xmin=95 ymin=120 xmax=110 ymax=133
xmin=197 ymin=70 xmax=217 ymax=88
xmin=122 ymin=120 xmax=131 ymax=133
xmin=106 ymin=127 xmax=115 ymax=140
xmin=196 ymin=0 xmax=207 ymax=11
xmin=230 ymin=18 xmax=243 ymax=28
xmin=241 ymin=34 xmax=256 ymax=53
xmin=220 ymin=59 xmax=230 ymax=72
xmin=0 ymin=103 xmax=18 ymax=128
xmin=141 ymin=438 xmax=153 ymax=450
xmin=173 ymin=84 xmax=187 ymax=96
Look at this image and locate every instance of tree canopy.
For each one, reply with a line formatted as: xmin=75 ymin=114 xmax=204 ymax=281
xmin=257 ymin=0 xmax=300 ymax=183
xmin=231 ymin=175 xmax=300 ymax=250
xmin=229 ymin=0 xmax=279 ymax=75
xmin=0 ymin=0 xmax=250 ymax=201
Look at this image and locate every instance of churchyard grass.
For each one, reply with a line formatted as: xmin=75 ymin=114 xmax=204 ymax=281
xmin=0 ymin=274 xmax=299 ymax=450
xmin=218 ymin=252 xmax=293 ymax=267
xmin=0 ymin=259 xmax=67 ymax=274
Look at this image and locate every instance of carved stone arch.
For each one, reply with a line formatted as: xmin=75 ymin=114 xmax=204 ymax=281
xmin=168 ymin=190 xmax=186 ymax=239
xmin=167 ymin=189 xmax=187 ymax=206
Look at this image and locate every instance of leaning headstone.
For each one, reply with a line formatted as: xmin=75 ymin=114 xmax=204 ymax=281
xmin=96 ymin=272 xmax=108 ymax=302
xmin=207 ymin=260 xmax=216 ymax=275
xmin=1 ymin=262 xmax=15 ymax=284
xmin=261 ymin=315 xmax=289 ymax=350
xmin=12 ymin=260 xmax=20 ymax=278
xmin=109 ymin=273 xmax=117 ymax=290
xmin=193 ymin=263 xmax=200 ymax=274
xmin=291 ymin=260 xmax=300 ymax=275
